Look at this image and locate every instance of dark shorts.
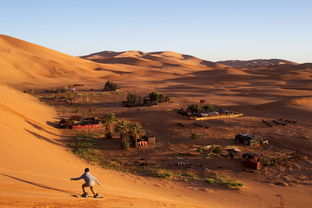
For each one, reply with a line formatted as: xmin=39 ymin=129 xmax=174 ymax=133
xmin=82 ymin=182 xmax=94 ymax=187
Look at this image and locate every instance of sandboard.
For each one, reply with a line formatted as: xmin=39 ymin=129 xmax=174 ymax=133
xmin=71 ymin=194 xmax=103 ymax=199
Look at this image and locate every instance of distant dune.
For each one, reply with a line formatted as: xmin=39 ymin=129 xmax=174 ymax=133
xmin=82 ymin=50 xmax=221 ymax=69
xmin=0 ymin=35 xmax=229 ymax=88
xmin=255 ymin=96 xmax=312 ymax=110
xmin=217 ymin=59 xmax=297 ymax=68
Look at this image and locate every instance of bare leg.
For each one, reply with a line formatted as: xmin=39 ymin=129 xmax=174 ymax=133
xmin=82 ymin=183 xmax=88 ymax=194
xmin=90 ymin=186 xmax=96 ymax=195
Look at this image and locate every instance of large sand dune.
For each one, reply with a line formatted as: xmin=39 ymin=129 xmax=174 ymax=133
xmin=0 ymin=84 xmax=279 ymax=208
xmin=0 ymin=35 xmax=312 ymax=207
xmin=0 ymin=85 xmax=232 ymax=208
xmin=0 ymin=35 xmax=121 ymax=88
xmin=1 ymin=86 xmax=311 ymax=208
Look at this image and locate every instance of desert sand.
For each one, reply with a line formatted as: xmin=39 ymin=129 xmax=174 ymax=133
xmin=0 ymin=34 xmax=311 ymax=207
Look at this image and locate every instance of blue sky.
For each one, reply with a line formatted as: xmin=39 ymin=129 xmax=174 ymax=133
xmin=1 ymin=0 xmax=311 ymax=62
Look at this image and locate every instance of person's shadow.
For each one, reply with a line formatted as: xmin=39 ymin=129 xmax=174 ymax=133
xmin=2 ymin=173 xmax=74 ymax=194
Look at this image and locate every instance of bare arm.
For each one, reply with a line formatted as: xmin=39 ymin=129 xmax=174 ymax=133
xmin=70 ymin=174 xmax=83 ymax=181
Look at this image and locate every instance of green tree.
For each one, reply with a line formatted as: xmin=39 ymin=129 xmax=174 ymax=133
xmin=103 ymin=113 xmax=117 ymax=139
xmin=103 ymin=81 xmax=119 ymax=91
xmin=126 ymin=93 xmax=137 ymax=106
xmin=149 ymin=92 xmax=159 ymax=104
xmin=129 ymin=123 xmax=145 ymax=147
xmin=115 ymin=120 xmax=130 ymax=150
xmin=202 ymin=104 xmax=217 ymax=112
xmin=187 ymin=104 xmax=202 ymax=113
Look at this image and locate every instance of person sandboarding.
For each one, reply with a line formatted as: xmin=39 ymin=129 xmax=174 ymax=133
xmin=71 ymin=168 xmax=102 ymax=198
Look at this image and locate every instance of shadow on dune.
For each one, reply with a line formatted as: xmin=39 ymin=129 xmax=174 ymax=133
xmin=46 ymin=120 xmax=59 ymax=128
xmin=53 ymin=102 xmax=123 ymax=109
xmin=94 ymin=67 xmax=132 ymax=75
xmin=200 ymin=60 xmax=217 ymax=67
xmin=26 ymin=120 xmax=60 ymax=137
xmin=2 ymin=174 xmax=73 ymax=194
xmin=93 ymin=57 xmax=148 ymax=66
xmin=24 ymin=129 xmax=63 ymax=146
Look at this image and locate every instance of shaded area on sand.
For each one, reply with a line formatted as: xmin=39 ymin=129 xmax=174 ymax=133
xmin=24 ymin=129 xmax=63 ymax=146
xmin=2 ymin=174 xmax=73 ymax=194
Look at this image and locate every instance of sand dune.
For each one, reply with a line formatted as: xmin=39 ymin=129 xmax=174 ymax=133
xmin=82 ymin=50 xmax=221 ymax=69
xmin=288 ymin=97 xmax=312 ymax=106
xmin=0 ymin=35 xmax=226 ymax=90
xmin=0 ymin=35 xmax=119 ymax=88
xmin=2 ymin=85 xmax=311 ymax=208
xmin=255 ymin=97 xmax=312 ymax=111
xmin=0 ymin=85 xmax=220 ymax=208
xmin=1 ymin=35 xmax=312 ymax=207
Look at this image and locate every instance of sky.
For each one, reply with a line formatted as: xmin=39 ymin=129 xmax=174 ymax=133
xmin=1 ymin=0 xmax=312 ymax=62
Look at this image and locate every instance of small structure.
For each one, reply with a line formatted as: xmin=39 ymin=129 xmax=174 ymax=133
xmin=135 ymin=134 xmax=156 ymax=147
xmin=177 ymin=105 xmax=243 ymax=120
xmin=235 ymin=134 xmax=269 ymax=146
xmin=58 ymin=116 xmax=102 ymax=129
xmin=242 ymin=153 xmax=261 ymax=170
xmin=177 ymin=108 xmax=188 ymax=117
xmin=193 ymin=113 xmax=243 ymax=120
xmin=68 ymin=87 xmax=77 ymax=92
xmin=223 ymin=146 xmax=242 ymax=159
xmin=200 ymin=112 xmax=219 ymax=117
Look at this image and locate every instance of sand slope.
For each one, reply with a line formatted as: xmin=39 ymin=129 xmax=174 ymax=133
xmin=0 ymin=35 xmax=120 ymax=88
xmin=1 ymin=86 xmax=285 ymax=208
xmin=1 ymin=85 xmax=311 ymax=208
xmin=0 ymin=35 xmax=312 ymax=207
xmin=0 ymin=85 xmax=214 ymax=208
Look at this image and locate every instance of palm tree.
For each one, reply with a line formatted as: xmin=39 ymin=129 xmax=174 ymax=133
xmin=129 ymin=123 xmax=145 ymax=147
xmin=115 ymin=120 xmax=130 ymax=150
xmin=102 ymin=113 xmax=117 ymax=139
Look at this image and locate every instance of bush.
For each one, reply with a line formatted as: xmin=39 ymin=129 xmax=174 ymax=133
xmin=205 ymin=178 xmax=216 ymax=184
xmin=220 ymin=179 xmax=243 ymax=189
xmin=104 ymin=81 xmax=119 ymax=91
xmin=177 ymin=171 xmax=199 ymax=181
xmin=187 ymin=104 xmax=201 ymax=113
xmin=149 ymin=92 xmax=159 ymax=103
xmin=190 ymin=132 xmax=199 ymax=140
xmin=156 ymin=169 xmax=174 ymax=178
xmin=211 ymin=146 xmax=223 ymax=154
xmin=202 ymin=104 xmax=217 ymax=112
xmin=187 ymin=104 xmax=217 ymax=113
xmin=126 ymin=93 xmax=137 ymax=105
xmin=148 ymin=92 xmax=170 ymax=104
xmin=158 ymin=93 xmax=170 ymax=102
xmin=124 ymin=92 xmax=170 ymax=107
